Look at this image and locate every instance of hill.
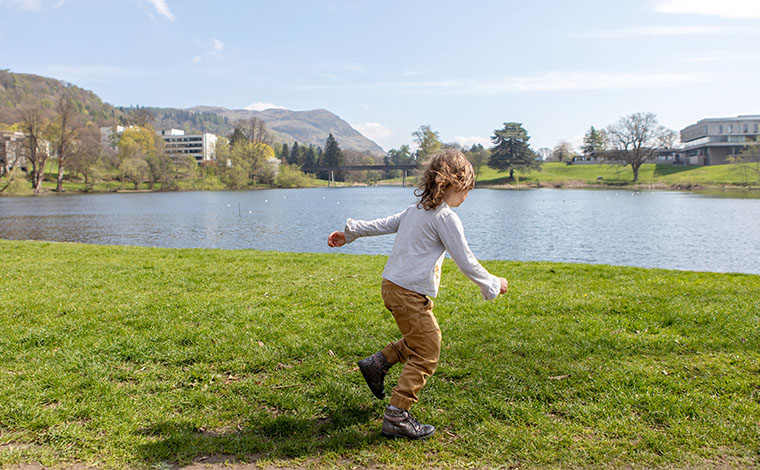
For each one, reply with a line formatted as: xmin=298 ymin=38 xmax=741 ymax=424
xmin=0 ymin=70 xmax=385 ymax=156
xmin=148 ymin=105 xmax=385 ymax=156
xmin=0 ymin=69 xmax=123 ymax=125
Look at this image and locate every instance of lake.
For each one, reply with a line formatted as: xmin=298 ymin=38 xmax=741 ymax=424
xmin=1 ymin=187 xmax=759 ymax=275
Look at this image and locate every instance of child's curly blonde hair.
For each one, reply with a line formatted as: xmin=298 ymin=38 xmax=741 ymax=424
xmin=415 ymin=149 xmax=475 ymax=210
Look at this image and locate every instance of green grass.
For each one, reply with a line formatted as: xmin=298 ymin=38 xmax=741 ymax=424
xmin=1 ymin=240 xmax=759 ymax=469
xmin=473 ymin=162 xmax=760 ymax=188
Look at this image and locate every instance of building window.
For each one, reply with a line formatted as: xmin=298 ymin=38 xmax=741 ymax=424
xmin=755 ymin=123 xmax=759 ymax=133
xmin=718 ymin=125 xmax=723 ymax=134
xmin=728 ymin=124 xmax=733 ymax=133
xmin=702 ymin=125 xmax=708 ymax=134
xmin=743 ymin=124 xmax=749 ymax=133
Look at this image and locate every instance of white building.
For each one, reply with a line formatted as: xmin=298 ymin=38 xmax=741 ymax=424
xmin=0 ymin=130 xmax=27 ymax=173
xmin=159 ymin=129 xmax=217 ymax=163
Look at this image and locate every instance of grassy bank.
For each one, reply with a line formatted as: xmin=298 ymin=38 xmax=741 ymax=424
xmin=474 ymin=162 xmax=760 ymax=189
xmin=0 ymin=240 xmax=758 ymax=469
xmin=5 ymin=163 xmax=760 ymax=197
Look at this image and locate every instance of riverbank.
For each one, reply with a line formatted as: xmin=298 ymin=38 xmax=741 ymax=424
xmin=3 ymin=163 xmax=760 ymax=197
xmin=1 ymin=240 xmax=758 ymax=469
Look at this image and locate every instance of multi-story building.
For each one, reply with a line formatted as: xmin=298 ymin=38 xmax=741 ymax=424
xmin=0 ymin=130 xmax=27 ymax=173
xmin=680 ymin=115 xmax=760 ymax=165
xmin=159 ymin=129 xmax=217 ymax=163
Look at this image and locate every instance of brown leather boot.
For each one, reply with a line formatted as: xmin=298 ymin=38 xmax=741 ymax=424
xmin=357 ymin=351 xmax=391 ymax=399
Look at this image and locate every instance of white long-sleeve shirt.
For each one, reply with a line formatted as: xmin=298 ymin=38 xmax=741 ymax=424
xmin=344 ymin=202 xmax=501 ymax=300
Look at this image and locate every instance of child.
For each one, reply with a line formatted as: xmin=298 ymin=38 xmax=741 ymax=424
xmin=327 ymin=149 xmax=508 ymax=439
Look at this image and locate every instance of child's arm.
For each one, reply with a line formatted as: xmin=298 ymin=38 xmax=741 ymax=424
xmin=328 ymin=211 xmax=404 ymax=248
xmin=438 ymin=213 xmax=507 ymax=300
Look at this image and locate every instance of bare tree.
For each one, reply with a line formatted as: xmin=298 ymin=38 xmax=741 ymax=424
xmin=68 ymin=123 xmax=103 ymax=189
xmin=605 ymin=112 xmax=675 ymax=182
xmin=552 ymin=141 xmax=576 ymax=164
xmin=53 ymin=91 xmax=84 ymax=192
xmin=17 ymin=102 xmax=52 ymax=193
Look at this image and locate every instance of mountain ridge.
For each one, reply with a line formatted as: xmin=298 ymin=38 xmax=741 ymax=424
xmin=0 ymin=70 xmax=385 ymax=156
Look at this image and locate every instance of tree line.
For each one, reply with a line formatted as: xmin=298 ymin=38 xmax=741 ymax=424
xmin=384 ymin=113 xmax=687 ymax=184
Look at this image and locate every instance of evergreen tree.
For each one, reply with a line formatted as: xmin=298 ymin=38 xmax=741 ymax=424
xmin=322 ymin=133 xmax=345 ymax=181
xmin=581 ymin=126 xmax=607 ymax=159
xmin=303 ymin=145 xmax=317 ymax=170
xmin=488 ymin=122 xmax=541 ymax=180
xmin=280 ymin=143 xmax=290 ymax=163
xmin=289 ymin=142 xmax=301 ymax=166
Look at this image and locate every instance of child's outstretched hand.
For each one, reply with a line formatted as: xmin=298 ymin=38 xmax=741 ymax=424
xmin=498 ymin=277 xmax=509 ymax=295
xmin=327 ymin=231 xmax=346 ymax=247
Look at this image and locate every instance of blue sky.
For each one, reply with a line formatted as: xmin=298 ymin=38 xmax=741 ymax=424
xmin=2 ymin=0 xmax=760 ymax=153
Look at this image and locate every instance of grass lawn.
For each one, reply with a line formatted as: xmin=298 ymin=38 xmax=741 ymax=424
xmin=0 ymin=240 xmax=759 ymax=469
xmin=473 ymin=163 xmax=760 ymax=188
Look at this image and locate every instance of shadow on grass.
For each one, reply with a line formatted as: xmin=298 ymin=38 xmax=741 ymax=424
xmin=134 ymin=402 xmax=385 ymax=467
xmin=652 ymin=164 xmax=697 ymax=178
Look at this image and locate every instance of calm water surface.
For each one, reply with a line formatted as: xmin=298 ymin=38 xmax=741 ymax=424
xmin=1 ymin=187 xmax=759 ymax=275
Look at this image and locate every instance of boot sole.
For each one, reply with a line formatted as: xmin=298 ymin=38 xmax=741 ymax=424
xmin=357 ymin=360 xmax=385 ymax=399
xmin=381 ymin=430 xmax=435 ymax=440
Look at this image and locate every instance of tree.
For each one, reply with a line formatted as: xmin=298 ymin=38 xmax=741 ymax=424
xmin=581 ymin=126 xmax=607 ymax=159
xmin=605 ymin=112 xmax=675 ymax=182
xmin=280 ymin=143 xmax=290 ymax=163
xmin=289 ymin=141 xmax=301 ymax=166
xmin=552 ymin=141 xmax=576 ymax=164
xmin=127 ymin=107 xmax=154 ymax=127
xmin=145 ymin=140 xmax=175 ymax=190
xmin=52 ymin=91 xmax=84 ymax=192
xmin=488 ymin=122 xmax=541 ymax=180
xmin=536 ymin=147 xmax=552 ymax=161
xmin=728 ymin=144 xmax=760 ymax=184
xmin=17 ymin=101 xmax=52 ymax=193
xmin=465 ymin=143 xmax=489 ymax=180
xmin=232 ymin=117 xmax=274 ymax=181
xmin=303 ymin=145 xmax=317 ymax=169
xmin=120 ymin=156 xmax=149 ymax=189
xmin=117 ymin=125 xmax=163 ymax=189
xmin=68 ymin=123 xmax=104 ymax=189
xmin=385 ymin=144 xmax=413 ymax=179
xmin=321 ymin=133 xmax=345 ymax=181
xmin=412 ymin=125 xmax=441 ymax=161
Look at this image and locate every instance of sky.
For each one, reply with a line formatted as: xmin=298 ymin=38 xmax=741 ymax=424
xmin=2 ymin=0 xmax=760 ymax=153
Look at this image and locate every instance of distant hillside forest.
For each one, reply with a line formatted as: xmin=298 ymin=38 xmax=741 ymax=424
xmin=0 ymin=69 xmax=123 ymax=126
xmin=118 ymin=106 xmax=233 ymax=136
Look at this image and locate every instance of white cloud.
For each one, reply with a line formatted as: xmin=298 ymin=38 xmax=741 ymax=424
xmin=352 ymin=122 xmax=394 ymax=141
xmin=211 ymin=38 xmax=224 ymax=52
xmin=576 ymin=25 xmax=760 ymax=38
xmin=192 ymin=55 xmax=202 ymax=63
xmin=655 ymin=0 xmax=760 ymax=19
xmin=455 ymin=136 xmax=491 ymax=148
xmin=144 ymin=0 xmax=174 ymax=21
xmin=245 ymin=102 xmax=286 ymax=111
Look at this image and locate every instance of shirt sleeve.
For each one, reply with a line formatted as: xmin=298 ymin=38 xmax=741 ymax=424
xmin=344 ymin=210 xmax=404 ymax=244
xmin=437 ymin=211 xmax=501 ymax=300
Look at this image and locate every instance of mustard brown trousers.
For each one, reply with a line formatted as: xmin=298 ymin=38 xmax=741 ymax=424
xmin=379 ymin=279 xmax=442 ymax=410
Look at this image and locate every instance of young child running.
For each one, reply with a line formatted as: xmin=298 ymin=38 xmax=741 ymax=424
xmin=327 ymin=149 xmax=508 ymax=439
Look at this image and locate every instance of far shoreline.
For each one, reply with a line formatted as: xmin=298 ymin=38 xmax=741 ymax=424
xmin=4 ymin=180 xmax=760 ymax=197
